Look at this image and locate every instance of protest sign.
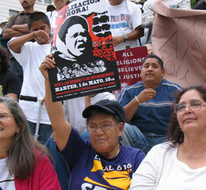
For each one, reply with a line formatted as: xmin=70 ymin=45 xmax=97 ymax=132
xmin=152 ymin=0 xmax=206 ymax=88
xmin=48 ymin=0 xmax=120 ymax=101
xmin=113 ymin=46 xmax=147 ymax=98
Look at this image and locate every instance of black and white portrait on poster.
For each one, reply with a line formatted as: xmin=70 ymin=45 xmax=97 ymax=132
xmin=48 ymin=0 xmax=120 ymax=101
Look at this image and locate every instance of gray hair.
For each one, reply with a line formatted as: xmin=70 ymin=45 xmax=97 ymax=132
xmin=0 ymin=97 xmax=49 ymax=179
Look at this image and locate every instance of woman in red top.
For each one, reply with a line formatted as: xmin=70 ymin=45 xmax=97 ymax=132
xmin=0 ymin=97 xmax=61 ymax=190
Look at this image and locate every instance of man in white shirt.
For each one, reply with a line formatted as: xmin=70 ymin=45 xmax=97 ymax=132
xmin=107 ymin=0 xmax=144 ymax=51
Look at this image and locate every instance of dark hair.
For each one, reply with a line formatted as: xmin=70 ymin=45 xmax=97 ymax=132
xmin=142 ymin=54 xmax=164 ymax=69
xmin=167 ymin=86 xmax=206 ymax=146
xmin=28 ymin=11 xmax=50 ymax=30
xmin=58 ymin=15 xmax=89 ymax=43
xmin=0 ymin=46 xmax=10 ymax=71
xmin=0 ymin=97 xmax=50 ymax=179
xmin=46 ymin=4 xmax=56 ymax=12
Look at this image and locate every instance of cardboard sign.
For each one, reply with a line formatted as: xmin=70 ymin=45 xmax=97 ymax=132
xmin=152 ymin=0 xmax=206 ymax=88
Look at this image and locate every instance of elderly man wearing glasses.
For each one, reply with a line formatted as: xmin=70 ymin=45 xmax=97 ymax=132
xmin=130 ymin=86 xmax=206 ymax=190
xmin=39 ymin=55 xmax=145 ymax=190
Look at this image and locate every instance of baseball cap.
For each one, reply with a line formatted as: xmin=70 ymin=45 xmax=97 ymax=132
xmin=82 ymin=99 xmax=125 ymax=123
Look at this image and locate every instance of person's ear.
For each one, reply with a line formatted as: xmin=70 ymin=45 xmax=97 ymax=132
xmin=161 ymin=68 xmax=165 ymax=77
xmin=140 ymin=69 xmax=143 ymax=79
xmin=16 ymin=127 xmax=20 ymax=134
xmin=118 ymin=122 xmax=124 ymax=137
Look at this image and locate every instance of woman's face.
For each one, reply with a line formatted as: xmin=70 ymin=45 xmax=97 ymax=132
xmin=88 ymin=113 xmax=123 ymax=159
xmin=0 ymin=103 xmax=19 ymax=142
xmin=176 ymin=89 xmax=206 ymax=135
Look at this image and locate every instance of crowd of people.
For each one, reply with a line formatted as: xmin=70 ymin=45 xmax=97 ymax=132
xmin=0 ymin=0 xmax=206 ymax=189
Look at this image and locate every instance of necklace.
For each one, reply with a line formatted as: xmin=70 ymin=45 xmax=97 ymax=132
xmin=115 ymin=147 xmax=120 ymax=157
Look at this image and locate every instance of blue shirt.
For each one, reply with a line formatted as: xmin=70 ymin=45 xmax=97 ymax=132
xmin=118 ymin=79 xmax=182 ymax=135
xmin=61 ymin=129 xmax=145 ymax=190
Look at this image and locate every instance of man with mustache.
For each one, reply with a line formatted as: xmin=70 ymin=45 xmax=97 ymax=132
xmin=2 ymin=0 xmax=36 ymax=92
xmin=118 ymin=54 xmax=182 ymax=153
xmin=2 ymin=0 xmax=36 ymax=39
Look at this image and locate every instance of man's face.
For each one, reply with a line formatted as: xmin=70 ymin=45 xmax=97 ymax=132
xmin=30 ymin=20 xmax=51 ymax=44
xmin=54 ymin=0 xmax=67 ymax=11
xmin=140 ymin=57 xmax=165 ymax=86
xmin=20 ymin=0 xmax=36 ymax=9
xmin=65 ymin=24 xmax=89 ymax=57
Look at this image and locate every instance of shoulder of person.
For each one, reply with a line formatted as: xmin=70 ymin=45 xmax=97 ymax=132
xmin=126 ymin=0 xmax=141 ymax=7
xmin=122 ymin=81 xmax=143 ymax=92
xmin=161 ymin=79 xmax=183 ymax=90
xmin=11 ymin=11 xmax=27 ymax=19
xmin=120 ymin=146 xmax=146 ymax=169
xmin=143 ymin=0 xmax=155 ymax=8
xmin=33 ymin=149 xmax=52 ymax=168
xmin=148 ymin=141 xmax=173 ymax=156
xmin=131 ymin=80 xmax=144 ymax=89
xmin=7 ymin=14 xmax=19 ymax=21
xmin=122 ymin=145 xmax=145 ymax=155
xmin=4 ymin=15 xmax=17 ymax=27
xmin=126 ymin=0 xmax=143 ymax=11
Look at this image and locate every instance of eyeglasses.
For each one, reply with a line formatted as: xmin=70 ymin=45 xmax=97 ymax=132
xmin=87 ymin=122 xmax=116 ymax=133
xmin=174 ymin=99 xmax=206 ymax=114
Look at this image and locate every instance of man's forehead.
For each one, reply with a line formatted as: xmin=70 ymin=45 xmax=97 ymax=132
xmin=31 ymin=21 xmax=48 ymax=29
xmin=143 ymin=58 xmax=159 ymax=65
